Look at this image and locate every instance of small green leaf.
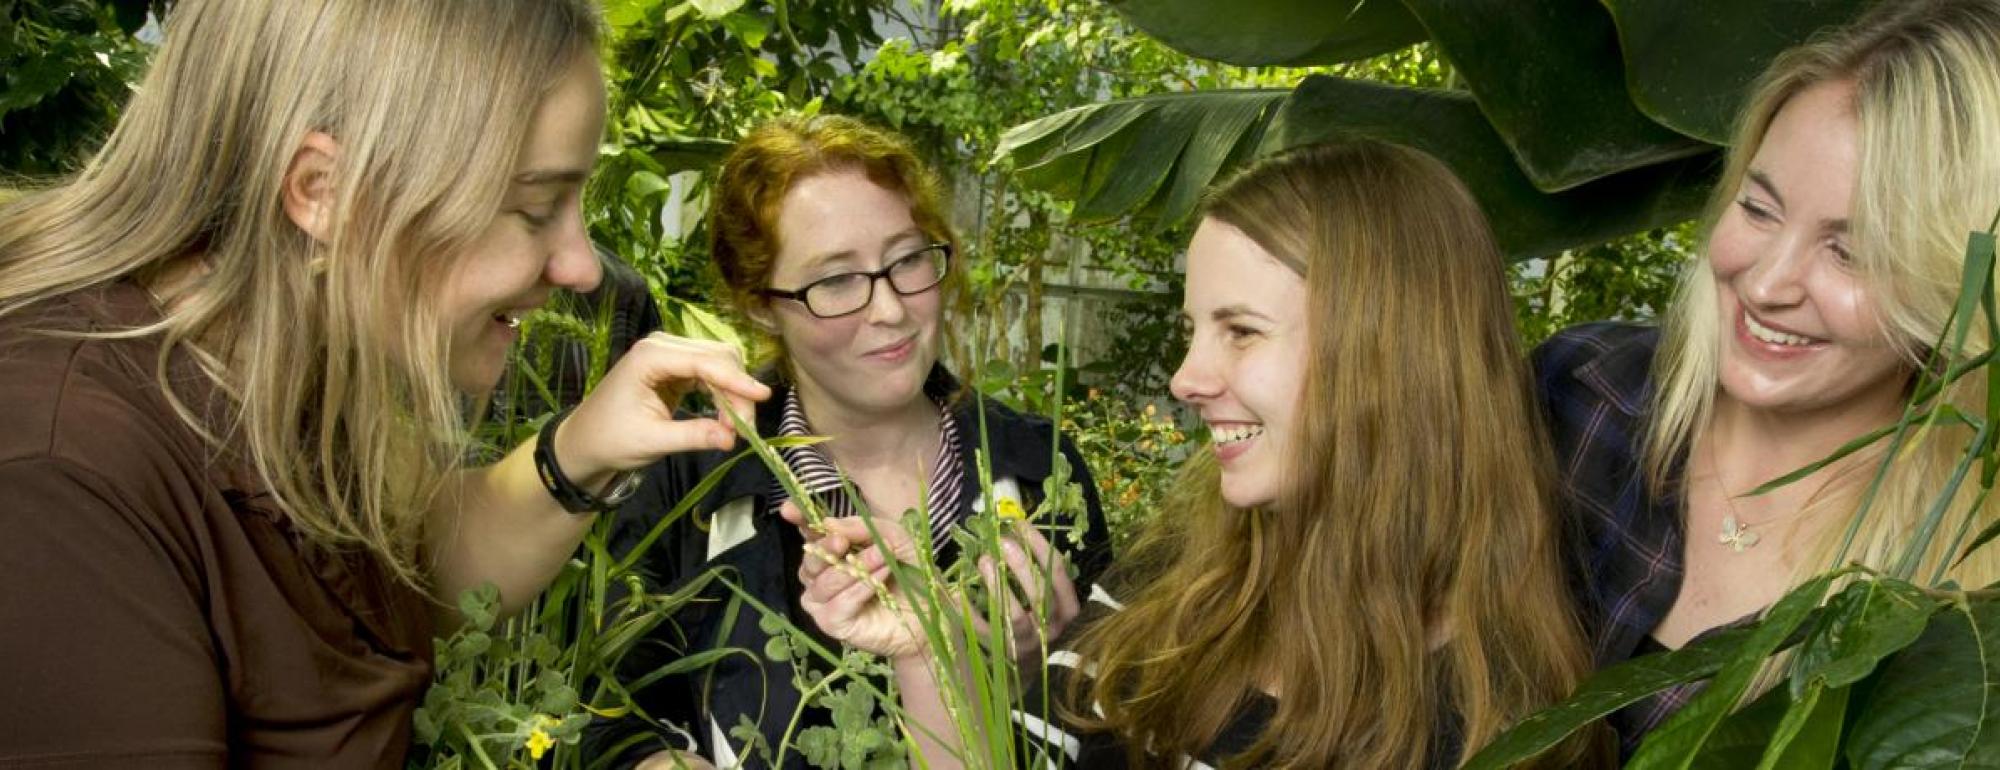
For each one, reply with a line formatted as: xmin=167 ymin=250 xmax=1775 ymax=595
xmin=764 ymin=635 xmax=792 ymax=661
xmin=1790 ymin=577 xmax=1938 ymax=695
xmin=689 ymin=0 xmax=748 ymax=20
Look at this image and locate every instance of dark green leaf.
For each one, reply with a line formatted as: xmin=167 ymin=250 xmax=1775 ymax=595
xmin=1845 ymin=595 xmax=2000 ymax=767
xmin=1626 ymin=570 xmax=1842 ymax=770
xmin=1688 ymin=682 xmax=1849 ymax=770
xmin=1603 ymin=0 xmax=1878 ymax=143
xmin=1105 ymin=0 xmax=1426 ymax=66
xmin=1261 ymin=75 xmax=1716 ymax=260
xmin=1401 ymin=0 xmax=1711 ymax=191
xmin=1462 ymin=624 xmax=1763 ymax=770
xmin=647 ymin=137 xmax=734 ymax=175
xmin=1687 ymin=685 xmax=1789 ymax=769
xmin=1790 ymin=578 xmax=1938 ymax=695
xmin=1149 ymin=91 xmax=1279 ymax=224
xmin=997 ymin=91 xmax=1287 ymax=222
xmin=1758 ymin=681 xmax=1848 ymax=770
xmin=1074 ymin=105 xmax=1201 ymax=220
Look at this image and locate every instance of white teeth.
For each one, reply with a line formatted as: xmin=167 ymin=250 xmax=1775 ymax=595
xmin=1213 ymin=424 xmax=1265 ymax=444
xmin=1744 ymin=312 xmax=1815 ymax=346
xmin=498 ymin=312 xmax=522 ymax=330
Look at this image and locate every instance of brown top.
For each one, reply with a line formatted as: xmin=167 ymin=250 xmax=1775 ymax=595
xmin=0 ymin=282 xmax=434 ymax=768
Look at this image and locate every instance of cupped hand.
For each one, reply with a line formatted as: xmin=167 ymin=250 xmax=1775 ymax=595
xmin=553 ymin=332 xmax=771 ymax=487
xmin=967 ymin=522 xmax=1080 ymax=662
xmin=781 ymin=501 xmax=930 ymax=661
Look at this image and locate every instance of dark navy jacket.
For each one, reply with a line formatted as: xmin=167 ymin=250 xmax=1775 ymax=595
xmin=583 ymin=368 xmax=1112 ymax=769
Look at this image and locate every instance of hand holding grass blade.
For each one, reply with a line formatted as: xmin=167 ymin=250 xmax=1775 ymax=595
xmin=965 ymin=522 xmax=1082 ymax=663
xmin=555 ymin=332 xmax=771 ymax=489
xmin=783 ymin=502 xmax=929 ymax=661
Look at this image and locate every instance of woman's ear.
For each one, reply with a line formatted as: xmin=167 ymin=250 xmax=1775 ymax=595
xmin=282 ymin=131 xmax=339 ymax=243
xmin=744 ymin=300 xmax=780 ymax=334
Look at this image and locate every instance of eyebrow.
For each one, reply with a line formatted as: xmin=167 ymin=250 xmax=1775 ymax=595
xmin=1180 ymin=305 xmax=1274 ymax=324
xmin=1745 ymin=170 xmax=1786 ymax=210
xmin=512 ymin=168 xmax=590 ymax=186
xmin=802 ymin=228 xmax=927 ymax=269
xmin=1746 ymin=168 xmax=1849 ymax=233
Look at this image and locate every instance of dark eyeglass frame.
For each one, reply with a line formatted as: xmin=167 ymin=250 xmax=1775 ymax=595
xmin=758 ymin=242 xmax=954 ymax=319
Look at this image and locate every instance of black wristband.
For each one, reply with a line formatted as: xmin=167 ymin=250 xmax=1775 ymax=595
xmin=534 ymin=407 xmax=639 ymax=514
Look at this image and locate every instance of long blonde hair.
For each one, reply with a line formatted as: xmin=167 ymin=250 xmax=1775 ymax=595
xmin=0 ymin=0 xmax=601 ymax=587
xmin=1065 ymin=142 xmax=1606 ymax=768
xmin=1648 ymin=0 xmax=2000 ymax=586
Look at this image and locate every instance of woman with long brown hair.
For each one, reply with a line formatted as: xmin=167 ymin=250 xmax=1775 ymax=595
xmin=796 ymin=140 xmax=1605 ymax=768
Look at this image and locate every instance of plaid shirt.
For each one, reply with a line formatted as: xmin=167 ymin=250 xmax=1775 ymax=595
xmin=1532 ymin=322 xmax=1697 ymax=757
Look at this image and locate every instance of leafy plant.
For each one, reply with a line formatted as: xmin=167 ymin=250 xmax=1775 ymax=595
xmin=991 ymin=0 xmax=1880 ymax=260
xmin=0 ymin=0 xmax=157 ymax=176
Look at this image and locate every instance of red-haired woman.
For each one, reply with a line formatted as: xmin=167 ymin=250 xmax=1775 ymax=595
xmin=583 ymin=114 xmax=1112 ymax=770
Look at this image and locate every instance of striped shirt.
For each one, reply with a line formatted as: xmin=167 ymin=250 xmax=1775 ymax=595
xmin=768 ymin=388 xmax=968 ymax=556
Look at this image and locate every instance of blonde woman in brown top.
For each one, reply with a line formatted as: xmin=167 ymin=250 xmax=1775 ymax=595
xmin=0 ymin=1 xmax=768 ymax=766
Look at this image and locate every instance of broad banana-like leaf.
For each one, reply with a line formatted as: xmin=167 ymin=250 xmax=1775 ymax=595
xmin=1261 ymin=75 xmax=1715 ymax=260
xmin=997 ymin=90 xmax=1288 ymax=226
xmin=1105 ymin=0 xmax=1426 ymax=66
xmin=1844 ymin=595 xmax=2000 ymax=767
xmin=999 ymin=77 xmax=1714 ymax=260
xmin=1402 ymin=0 xmax=1710 ymax=191
xmin=1603 ymin=0 xmax=1880 ymax=144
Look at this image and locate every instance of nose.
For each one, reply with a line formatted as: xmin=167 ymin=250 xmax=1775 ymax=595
xmin=1169 ymin=338 xmax=1220 ymax=405
xmin=545 ymin=206 xmax=603 ymax=293
xmin=861 ymin=274 xmax=907 ymax=325
xmin=1738 ymin=235 xmax=1810 ymax=309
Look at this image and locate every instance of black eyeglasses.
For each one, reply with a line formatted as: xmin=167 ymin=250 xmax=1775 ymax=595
xmin=759 ymin=243 xmax=952 ymax=319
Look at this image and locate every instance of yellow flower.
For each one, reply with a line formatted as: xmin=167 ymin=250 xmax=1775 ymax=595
xmin=1144 ymin=403 xmax=1157 ymax=417
xmin=995 ymin=497 xmax=1028 ymax=521
xmin=525 ymin=715 xmax=558 ymax=760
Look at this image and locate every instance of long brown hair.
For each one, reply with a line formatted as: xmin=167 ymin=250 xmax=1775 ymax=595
xmin=0 ymin=0 xmax=601 ymax=587
xmin=1064 ymin=142 xmax=1605 ymax=768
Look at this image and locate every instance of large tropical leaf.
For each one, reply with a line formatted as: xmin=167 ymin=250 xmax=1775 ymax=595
xmin=1260 ymin=75 xmax=1714 ymax=259
xmin=1602 ymin=0 xmax=1881 ymax=144
xmin=1844 ymin=595 xmax=2000 ymax=768
xmin=1104 ymin=0 xmax=1426 ymax=66
xmin=1401 ymin=0 xmax=1710 ymax=191
xmin=997 ymin=90 xmax=1288 ymax=225
xmin=998 ymin=77 xmax=1714 ymax=260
